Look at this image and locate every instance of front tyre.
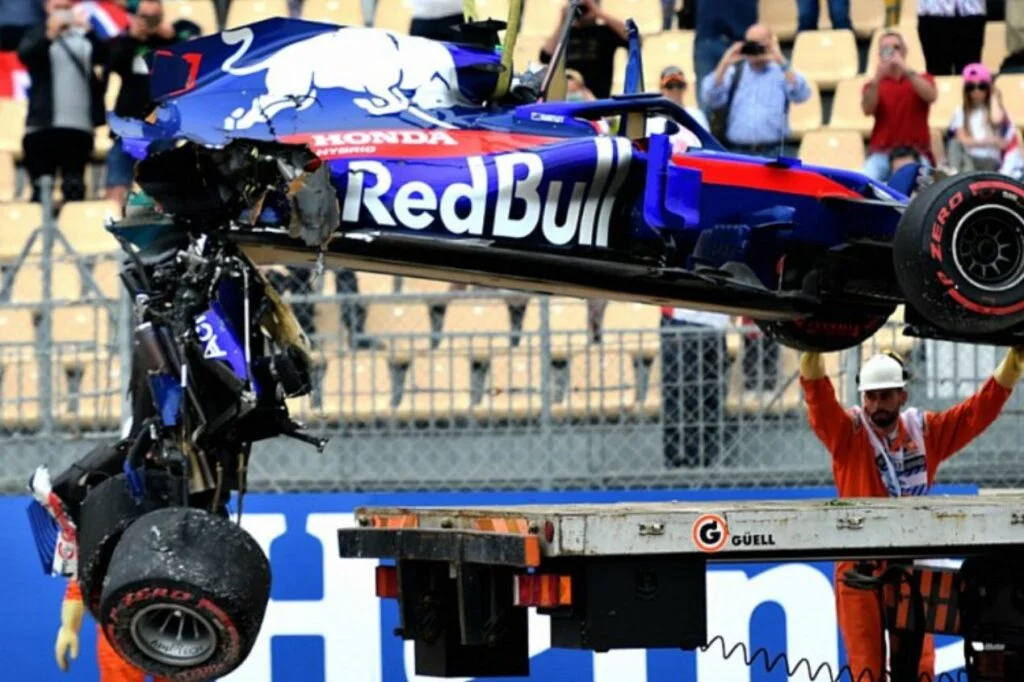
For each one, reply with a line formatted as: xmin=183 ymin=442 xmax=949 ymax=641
xmin=893 ymin=171 xmax=1024 ymax=335
xmin=98 ymin=507 xmax=271 ymax=681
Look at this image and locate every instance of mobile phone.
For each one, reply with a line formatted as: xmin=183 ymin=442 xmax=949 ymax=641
xmin=740 ymin=40 xmax=765 ymax=56
xmin=53 ymin=9 xmax=74 ymax=24
xmin=881 ymin=46 xmax=895 ymax=60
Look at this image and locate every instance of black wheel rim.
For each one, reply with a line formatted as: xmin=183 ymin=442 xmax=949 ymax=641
xmin=952 ymin=205 xmax=1024 ymax=293
xmin=129 ymin=603 xmax=218 ymax=667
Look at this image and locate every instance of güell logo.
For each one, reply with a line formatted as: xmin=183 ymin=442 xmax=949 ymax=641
xmin=692 ymin=513 xmax=729 ymax=552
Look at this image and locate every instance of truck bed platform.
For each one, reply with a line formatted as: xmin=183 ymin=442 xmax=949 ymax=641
xmin=344 ymin=494 xmax=1024 ymax=564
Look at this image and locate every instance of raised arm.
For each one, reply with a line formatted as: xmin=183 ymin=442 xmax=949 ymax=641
xmin=799 ymin=352 xmax=855 ymax=460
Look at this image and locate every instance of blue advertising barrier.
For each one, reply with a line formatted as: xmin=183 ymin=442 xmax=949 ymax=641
xmin=0 ymin=485 xmax=976 ymax=682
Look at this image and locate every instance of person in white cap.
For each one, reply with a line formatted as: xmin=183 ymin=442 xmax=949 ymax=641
xmin=798 ymin=345 xmax=1024 ymax=682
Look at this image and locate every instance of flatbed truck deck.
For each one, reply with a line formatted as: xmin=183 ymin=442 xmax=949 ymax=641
xmin=338 ymin=495 xmax=1024 ymax=681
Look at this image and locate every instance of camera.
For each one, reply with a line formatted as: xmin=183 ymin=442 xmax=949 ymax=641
xmin=143 ymin=13 xmax=161 ymax=28
xmin=881 ymin=45 xmax=895 ymax=60
xmin=740 ymin=40 xmax=765 ymax=56
xmin=52 ymin=9 xmax=74 ymax=24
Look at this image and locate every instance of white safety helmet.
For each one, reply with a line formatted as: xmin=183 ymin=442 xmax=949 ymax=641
xmin=857 ymin=353 xmax=907 ymax=392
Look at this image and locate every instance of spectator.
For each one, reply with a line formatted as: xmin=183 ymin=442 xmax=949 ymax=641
xmin=693 ymin=0 xmax=756 ymax=109
xmin=700 ymin=23 xmax=812 ymax=158
xmin=660 ymin=306 xmax=731 ymax=468
xmin=539 ymin=0 xmax=628 ymax=100
xmin=18 ymin=0 xmax=109 ymax=205
xmin=917 ymin=0 xmax=986 ymax=76
xmin=946 ymin=63 xmax=1023 ymax=177
xmin=797 ymin=0 xmax=851 ymax=31
xmin=861 ymin=29 xmax=937 ymax=182
xmin=885 ymin=0 xmax=902 ymax=25
xmin=408 ymin=0 xmax=467 ymax=42
xmin=265 ymin=267 xmax=377 ymax=350
xmin=647 ymin=65 xmax=709 ymax=153
xmin=660 ymin=0 xmax=676 ymax=32
xmin=565 ymin=68 xmax=595 ymax=101
xmin=0 ymin=0 xmax=45 ymax=51
xmin=104 ymin=0 xmax=197 ymax=210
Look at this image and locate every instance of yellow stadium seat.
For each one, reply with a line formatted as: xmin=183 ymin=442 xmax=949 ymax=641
xmin=556 ymin=347 xmax=636 ymax=420
xmin=9 ymin=262 xmax=83 ymax=303
xmin=829 ymin=76 xmax=875 ymax=136
xmin=51 ymin=305 xmax=111 ymax=348
xmin=522 ymin=296 xmax=589 ymax=360
xmin=0 ymin=202 xmax=43 ymax=262
xmin=57 ymin=200 xmax=121 ymax=255
xmin=372 ymin=0 xmax=413 ymax=33
xmin=983 ymin=21 xmax=1007 ymax=73
xmin=760 ymin=0 xmax=798 ymax=40
xmin=798 ymin=129 xmax=866 ymax=171
xmin=639 ymin=31 xmax=696 ymax=85
xmin=55 ymin=356 xmax=123 ymax=429
xmin=850 ymin=0 xmax=886 ymax=39
xmin=789 ymin=80 xmax=823 ymax=139
xmin=226 ymin=0 xmax=290 ymax=28
xmin=995 ymin=74 xmax=1024 ymax=127
xmin=439 ymin=298 xmax=512 ymax=360
xmin=522 ymin=0 xmax=563 ymax=37
xmin=302 ymin=0 xmax=366 ymax=25
xmin=364 ymin=301 xmax=432 ymax=361
xmin=0 ymin=99 xmax=26 ymax=158
xmin=1 ymin=355 xmax=41 ymax=430
xmin=475 ymin=0 xmax=510 ymax=23
xmin=601 ymin=301 xmax=662 ymax=360
xmin=400 ymin=276 xmax=454 ymax=295
xmin=324 ymin=353 xmax=396 ymax=421
xmin=791 ymin=29 xmax=858 ymax=91
xmin=0 ymin=308 xmax=37 ymax=346
xmin=396 ymin=353 xmax=473 ymax=421
xmin=866 ymin=27 xmax=926 ymax=75
xmin=513 ymin=34 xmax=550 ymax=70
xmin=603 ymin=0 xmax=661 ymax=34
xmin=0 ymin=151 xmax=17 ymax=201
xmin=89 ymin=258 xmax=123 ymax=299
xmin=164 ymin=0 xmax=220 ymax=35
xmin=474 ymin=348 xmax=548 ymax=420
xmin=928 ymin=76 xmax=962 ymax=131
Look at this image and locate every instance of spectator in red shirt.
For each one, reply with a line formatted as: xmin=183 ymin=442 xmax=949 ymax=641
xmin=861 ymin=29 xmax=938 ymax=182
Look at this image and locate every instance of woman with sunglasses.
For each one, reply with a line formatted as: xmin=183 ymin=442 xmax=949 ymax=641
xmin=946 ymin=63 xmax=1023 ymax=178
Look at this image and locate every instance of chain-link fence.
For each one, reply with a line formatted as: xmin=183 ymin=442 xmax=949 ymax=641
xmin=1 ymin=183 xmax=1023 ymax=493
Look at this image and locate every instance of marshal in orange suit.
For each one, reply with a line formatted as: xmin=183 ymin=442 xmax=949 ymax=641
xmin=799 ymin=346 xmax=1023 ymax=681
xmin=55 ymin=580 xmax=170 ymax=682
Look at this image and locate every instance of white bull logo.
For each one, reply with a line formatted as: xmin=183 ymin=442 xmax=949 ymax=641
xmin=219 ymin=26 xmax=465 ymax=131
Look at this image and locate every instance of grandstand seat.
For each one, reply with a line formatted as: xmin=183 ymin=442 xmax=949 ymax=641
xmin=438 ymin=298 xmax=513 ymax=361
xmin=637 ymin=32 xmax=696 ymax=83
xmin=866 ymin=27 xmax=926 ymax=75
xmin=225 ymin=0 xmax=289 ymax=28
xmin=759 ymin=0 xmax=798 ymax=41
xmin=8 ymin=261 xmax=83 ymax=303
xmin=0 ymin=99 xmax=26 ymax=159
xmin=828 ymin=76 xmax=875 ymax=137
xmin=0 ymin=308 xmax=37 ymax=351
xmin=364 ymin=301 xmax=433 ymax=362
xmin=798 ymin=129 xmax=865 ymax=170
xmin=323 ymin=352 xmax=397 ymax=422
xmin=57 ymin=200 xmax=121 ymax=255
xmin=1 ymin=355 xmax=41 ymax=430
xmin=521 ymin=0 xmax=563 ymax=37
xmin=600 ymin=301 xmax=661 ymax=360
xmin=395 ymin=352 xmax=473 ymax=421
xmin=788 ymin=81 xmax=823 ymax=139
xmin=556 ymin=346 xmax=636 ymax=420
xmin=850 ymin=0 xmax=886 ymax=39
xmin=0 ymin=202 xmax=43 ymax=262
xmin=51 ymin=305 xmax=112 ymax=350
xmin=475 ymin=0 xmax=510 ymax=23
xmin=983 ymin=22 xmax=1007 ymax=74
xmin=474 ymin=348 xmax=549 ymax=421
xmin=398 ymin=276 xmax=452 ymax=296
xmin=513 ymin=35 xmax=549 ymax=71
xmin=301 ymin=0 xmax=365 ymax=25
xmin=0 ymin=151 xmax=18 ymax=201
xmin=725 ymin=345 xmax=804 ymax=417
xmin=164 ymin=0 xmax=220 ymax=35
xmin=521 ymin=296 xmax=590 ymax=360
xmin=995 ymin=74 xmax=1024 ymax=125
xmin=928 ymin=76 xmax=962 ymax=132
xmin=603 ymin=0 xmax=660 ymax=34
xmin=54 ymin=356 xmax=122 ymax=429
xmin=355 ymin=271 xmax=397 ymax=295
xmin=791 ymin=30 xmax=858 ymax=91
xmin=899 ymin=0 xmax=917 ymax=27
xmin=89 ymin=258 xmax=123 ymax=299
xmin=371 ymin=0 xmax=414 ymax=33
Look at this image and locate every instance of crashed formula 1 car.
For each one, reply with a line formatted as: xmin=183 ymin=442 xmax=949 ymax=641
xmin=24 ymin=1 xmax=1024 ymax=679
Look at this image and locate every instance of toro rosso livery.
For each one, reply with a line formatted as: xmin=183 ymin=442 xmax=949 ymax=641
xmin=23 ymin=7 xmax=1024 ymax=680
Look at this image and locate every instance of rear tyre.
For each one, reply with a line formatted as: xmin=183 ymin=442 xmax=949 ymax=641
xmin=98 ymin=507 xmax=271 ymax=681
xmin=893 ymin=171 xmax=1024 ymax=335
xmin=754 ymin=307 xmax=895 ymax=352
xmin=76 ymin=470 xmax=182 ymax=619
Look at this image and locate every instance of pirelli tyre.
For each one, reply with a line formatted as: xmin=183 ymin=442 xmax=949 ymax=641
xmin=754 ymin=307 xmax=895 ymax=353
xmin=893 ymin=171 xmax=1024 ymax=335
xmin=76 ymin=470 xmax=182 ymax=619
xmin=98 ymin=507 xmax=271 ymax=682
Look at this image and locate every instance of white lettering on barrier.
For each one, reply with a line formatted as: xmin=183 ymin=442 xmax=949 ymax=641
xmin=222 ymin=513 xmax=381 ymax=682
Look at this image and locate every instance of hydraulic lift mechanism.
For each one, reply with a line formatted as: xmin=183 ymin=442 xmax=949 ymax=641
xmin=338 ymin=495 xmax=1024 ymax=682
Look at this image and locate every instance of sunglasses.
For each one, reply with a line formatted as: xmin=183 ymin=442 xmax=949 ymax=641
xmin=662 ymin=80 xmax=686 ymax=90
xmin=965 ymin=82 xmax=990 ymax=92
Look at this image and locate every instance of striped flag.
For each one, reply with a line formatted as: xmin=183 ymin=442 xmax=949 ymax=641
xmin=75 ymin=0 xmax=132 ymax=39
xmin=0 ymin=51 xmax=28 ymax=100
